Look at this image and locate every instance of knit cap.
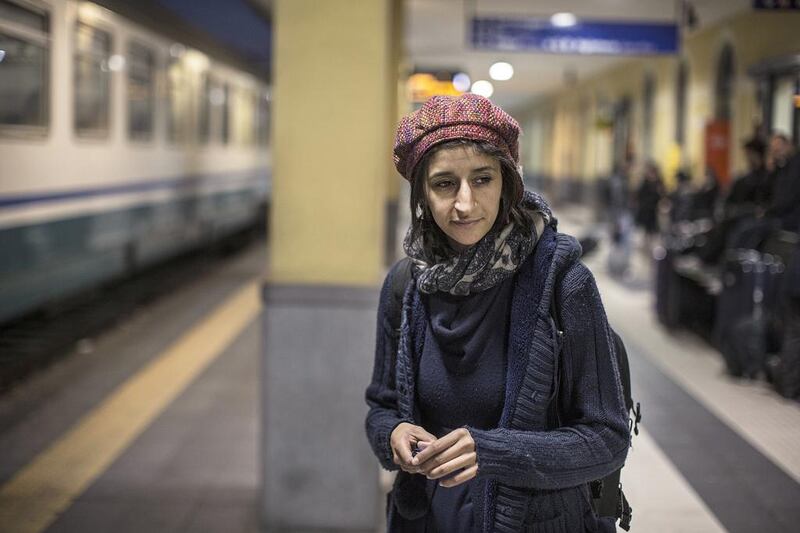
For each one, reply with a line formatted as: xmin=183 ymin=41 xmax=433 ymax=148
xmin=393 ymin=94 xmax=522 ymax=199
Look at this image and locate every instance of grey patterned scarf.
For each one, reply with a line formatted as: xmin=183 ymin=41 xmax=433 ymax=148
xmin=404 ymin=190 xmax=553 ymax=295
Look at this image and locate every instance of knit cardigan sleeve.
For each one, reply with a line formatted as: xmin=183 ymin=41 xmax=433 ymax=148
xmin=365 ymin=265 xmax=411 ymax=471
xmin=468 ymin=267 xmax=630 ymax=489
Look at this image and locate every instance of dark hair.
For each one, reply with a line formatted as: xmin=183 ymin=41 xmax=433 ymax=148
xmin=743 ymin=136 xmax=766 ymax=156
xmin=407 ymin=139 xmax=531 ymax=258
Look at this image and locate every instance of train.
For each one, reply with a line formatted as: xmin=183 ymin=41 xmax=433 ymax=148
xmin=0 ymin=0 xmax=271 ymax=324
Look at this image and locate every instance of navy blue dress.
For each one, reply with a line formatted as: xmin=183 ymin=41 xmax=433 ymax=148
xmin=416 ymin=276 xmax=513 ymax=532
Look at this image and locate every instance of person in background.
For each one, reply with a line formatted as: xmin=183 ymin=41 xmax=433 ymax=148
xmin=669 ymin=169 xmax=695 ymax=223
xmin=725 ymin=136 xmax=769 ymax=216
xmin=726 ymin=132 xmax=800 ymax=249
xmin=693 ymin=166 xmax=721 ymax=220
xmin=365 ymin=94 xmax=629 ymax=533
xmin=634 ymin=161 xmax=666 ymax=253
xmin=765 ymin=132 xmax=800 ymax=232
xmin=607 ymin=160 xmax=634 ymax=277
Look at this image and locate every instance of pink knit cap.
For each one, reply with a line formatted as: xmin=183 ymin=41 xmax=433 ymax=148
xmin=393 ymin=93 xmax=522 ymax=186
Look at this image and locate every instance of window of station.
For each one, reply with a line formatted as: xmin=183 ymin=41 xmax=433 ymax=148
xmin=771 ymin=73 xmax=799 ymax=141
xmin=675 ymin=60 xmax=689 ymax=146
xmin=0 ymin=0 xmax=50 ymax=132
xmin=127 ymin=41 xmax=155 ymax=141
xmin=714 ymin=44 xmax=735 ymax=121
xmin=74 ymin=21 xmax=112 ymax=137
xmin=642 ymin=73 xmax=655 ymax=158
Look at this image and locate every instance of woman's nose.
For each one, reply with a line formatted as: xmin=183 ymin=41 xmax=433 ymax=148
xmin=454 ymin=182 xmax=474 ymax=212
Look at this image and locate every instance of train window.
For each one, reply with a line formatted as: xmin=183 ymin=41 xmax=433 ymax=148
xmin=198 ymin=73 xmax=211 ymax=143
xmin=220 ymin=82 xmax=230 ymax=144
xmin=74 ymin=21 xmax=112 ymax=136
xmin=0 ymin=0 xmax=49 ymax=132
xmin=127 ymin=41 xmax=155 ymax=140
xmin=166 ymin=57 xmax=189 ymax=143
xmin=257 ymin=90 xmax=270 ymax=146
xmin=0 ymin=0 xmax=46 ymax=30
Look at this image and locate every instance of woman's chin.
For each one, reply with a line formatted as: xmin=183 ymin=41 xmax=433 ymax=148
xmin=446 ymin=233 xmax=484 ymax=252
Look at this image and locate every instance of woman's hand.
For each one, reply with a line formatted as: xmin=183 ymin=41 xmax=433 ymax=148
xmin=390 ymin=422 xmax=436 ymax=474
xmin=412 ymin=428 xmax=478 ymax=487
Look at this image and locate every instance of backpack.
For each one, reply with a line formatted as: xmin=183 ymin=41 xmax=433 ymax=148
xmin=387 ymin=258 xmax=641 ymax=531
xmin=549 ymin=294 xmax=639 ymax=531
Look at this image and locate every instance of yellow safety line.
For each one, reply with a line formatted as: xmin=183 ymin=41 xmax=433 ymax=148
xmin=0 ymin=280 xmax=261 ymax=533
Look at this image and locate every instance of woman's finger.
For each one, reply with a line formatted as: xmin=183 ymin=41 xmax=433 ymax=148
xmin=416 ymin=438 xmax=471 ymax=475
xmin=412 ymin=428 xmax=468 ymax=465
xmin=439 ymin=464 xmax=479 ymax=488
xmin=426 ymin=451 xmax=477 ymax=480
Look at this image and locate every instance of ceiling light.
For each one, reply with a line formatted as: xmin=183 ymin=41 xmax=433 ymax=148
xmin=551 ymin=12 xmax=577 ymax=28
xmin=471 ymin=80 xmax=494 ymax=98
xmin=452 ymin=72 xmax=471 ymax=92
xmin=489 ymin=61 xmax=514 ymax=81
xmin=0 ymin=50 xmax=5 ymax=63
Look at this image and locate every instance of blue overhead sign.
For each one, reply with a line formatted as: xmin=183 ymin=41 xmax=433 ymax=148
xmin=471 ymin=18 xmax=679 ymax=55
xmin=753 ymin=1 xmax=800 ymax=9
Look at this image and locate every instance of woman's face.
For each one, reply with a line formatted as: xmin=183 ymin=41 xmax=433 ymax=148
xmin=424 ymin=145 xmax=503 ymax=252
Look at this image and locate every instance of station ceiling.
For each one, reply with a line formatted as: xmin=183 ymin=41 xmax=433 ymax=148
xmin=177 ymin=0 xmax=753 ymax=112
xmin=405 ymin=0 xmax=752 ymax=112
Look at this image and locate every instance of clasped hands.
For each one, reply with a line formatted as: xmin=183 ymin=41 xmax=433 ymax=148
xmin=390 ymin=422 xmax=478 ymax=487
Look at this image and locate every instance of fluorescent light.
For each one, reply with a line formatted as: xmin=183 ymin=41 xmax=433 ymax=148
xmin=551 ymin=12 xmax=577 ymax=27
xmin=489 ymin=61 xmax=514 ymax=81
xmin=452 ymin=72 xmax=471 ymax=92
xmin=471 ymin=80 xmax=494 ymax=98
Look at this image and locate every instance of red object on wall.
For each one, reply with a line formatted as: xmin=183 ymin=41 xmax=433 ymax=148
xmin=705 ymin=120 xmax=731 ymax=187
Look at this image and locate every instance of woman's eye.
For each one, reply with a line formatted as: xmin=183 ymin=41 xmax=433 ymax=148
xmin=474 ymin=175 xmax=492 ymax=185
xmin=433 ymin=180 xmax=455 ymax=189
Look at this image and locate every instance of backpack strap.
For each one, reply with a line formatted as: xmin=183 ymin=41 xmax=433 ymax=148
xmin=388 ymin=258 xmax=413 ymax=337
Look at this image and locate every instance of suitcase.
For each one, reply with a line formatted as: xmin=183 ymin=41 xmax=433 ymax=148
xmin=717 ymin=250 xmax=785 ymax=378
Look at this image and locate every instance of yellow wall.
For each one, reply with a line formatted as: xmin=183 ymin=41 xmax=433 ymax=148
xmin=270 ymin=0 xmax=400 ymax=285
xmin=520 ymin=10 xmax=800 ymax=190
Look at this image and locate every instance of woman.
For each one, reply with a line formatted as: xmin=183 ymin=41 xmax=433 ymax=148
xmin=365 ymin=94 xmax=629 ymax=532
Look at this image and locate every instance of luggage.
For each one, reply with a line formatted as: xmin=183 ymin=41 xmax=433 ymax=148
xmin=766 ymin=240 xmax=800 ymax=398
xmin=716 ymin=250 xmax=785 ymax=378
xmin=766 ymin=312 xmax=800 ymax=399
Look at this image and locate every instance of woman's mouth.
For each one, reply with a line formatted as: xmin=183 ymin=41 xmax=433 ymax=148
xmin=452 ymin=219 xmax=481 ymax=227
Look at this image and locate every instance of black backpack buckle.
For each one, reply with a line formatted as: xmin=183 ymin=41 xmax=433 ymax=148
xmin=590 ymin=479 xmax=603 ymax=499
xmin=630 ymin=401 xmax=642 ymax=436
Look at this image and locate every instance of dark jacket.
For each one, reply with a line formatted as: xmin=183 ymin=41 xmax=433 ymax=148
xmin=365 ymin=225 xmax=630 ymax=533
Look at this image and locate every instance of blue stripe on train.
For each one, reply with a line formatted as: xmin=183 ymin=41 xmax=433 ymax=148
xmin=0 ymin=168 xmax=271 ymax=209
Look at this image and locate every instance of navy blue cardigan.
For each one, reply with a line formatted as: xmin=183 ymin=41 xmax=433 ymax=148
xmin=365 ymin=227 xmax=630 ymax=532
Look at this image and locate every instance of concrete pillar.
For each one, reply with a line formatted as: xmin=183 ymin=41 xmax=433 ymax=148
xmin=262 ymin=1 xmax=402 ymax=531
